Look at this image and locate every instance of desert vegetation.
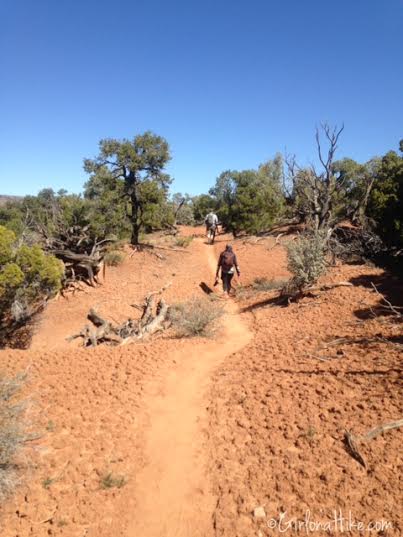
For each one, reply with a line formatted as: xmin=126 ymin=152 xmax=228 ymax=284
xmin=0 ymin=126 xmax=402 ymax=536
xmin=170 ymin=297 xmax=223 ymax=337
xmin=1 ymin=127 xmax=402 ymax=347
xmin=2 ymin=0 xmax=402 ymax=533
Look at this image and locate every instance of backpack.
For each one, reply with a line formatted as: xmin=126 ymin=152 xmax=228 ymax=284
xmin=221 ymin=250 xmax=235 ymax=272
xmin=206 ymin=213 xmax=215 ymax=225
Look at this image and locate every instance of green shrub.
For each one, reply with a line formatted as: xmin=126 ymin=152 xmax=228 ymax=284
xmin=210 ymin=155 xmax=285 ymax=236
xmin=0 ymin=264 xmax=24 ymax=296
xmin=0 ymin=227 xmax=16 ymax=265
xmin=15 ymin=245 xmax=63 ymax=293
xmin=367 ymin=147 xmax=403 ymax=249
xmin=285 ymin=233 xmax=326 ymax=293
xmin=0 ymin=226 xmax=63 ymax=343
xmin=170 ymin=297 xmax=223 ymax=337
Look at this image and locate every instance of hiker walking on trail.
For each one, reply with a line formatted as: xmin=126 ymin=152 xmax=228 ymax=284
xmin=215 ymin=244 xmax=240 ymax=296
xmin=204 ymin=211 xmax=218 ymax=239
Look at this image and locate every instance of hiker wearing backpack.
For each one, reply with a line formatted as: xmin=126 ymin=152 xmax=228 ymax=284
xmin=204 ymin=211 xmax=218 ymax=239
xmin=215 ymin=244 xmax=240 ymax=296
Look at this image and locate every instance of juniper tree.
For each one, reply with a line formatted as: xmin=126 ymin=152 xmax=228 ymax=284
xmin=367 ymin=142 xmax=403 ymax=249
xmin=84 ymin=132 xmax=171 ymax=245
xmin=209 ymin=155 xmax=285 ymax=235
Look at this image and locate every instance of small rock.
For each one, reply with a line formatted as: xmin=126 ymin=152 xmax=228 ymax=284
xmin=253 ymin=506 xmax=266 ymax=519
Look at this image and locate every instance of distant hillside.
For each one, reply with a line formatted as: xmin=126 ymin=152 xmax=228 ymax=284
xmin=0 ymin=195 xmax=23 ymax=206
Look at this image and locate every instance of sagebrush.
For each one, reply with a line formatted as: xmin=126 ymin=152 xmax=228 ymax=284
xmin=285 ymin=233 xmax=326 ymax=294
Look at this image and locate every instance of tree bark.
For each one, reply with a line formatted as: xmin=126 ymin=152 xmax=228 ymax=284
xmin=130 ymin=190 xmax=140 ymax=245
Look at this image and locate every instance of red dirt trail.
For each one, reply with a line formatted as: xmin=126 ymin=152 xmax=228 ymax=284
xmin=0 ymin=227 xmax=401 ymax=536
xmin=126 ymin=244 xmax=252 ymax=536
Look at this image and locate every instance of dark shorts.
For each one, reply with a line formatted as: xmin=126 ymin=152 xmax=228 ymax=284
xmin=221 ymin=271 xmax=234 ymax=292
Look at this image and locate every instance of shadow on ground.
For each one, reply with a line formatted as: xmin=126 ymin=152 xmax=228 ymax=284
xmin=350 ymin=272 xmax=403 ymax=320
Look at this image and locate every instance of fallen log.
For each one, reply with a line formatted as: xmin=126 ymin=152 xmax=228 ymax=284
xmin=68 ymin=285 xmax=171 ymax=347
xmin=281 ymin=281 xmax=354 ymax=302
xmin=39 ymin=224 xmax=115 ymax=288
xmin=141 ymin=299 xmax=169 ymax=337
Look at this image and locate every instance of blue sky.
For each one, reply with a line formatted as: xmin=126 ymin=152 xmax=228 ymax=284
xmin=0 ymin=0 xmax=402 ymax=196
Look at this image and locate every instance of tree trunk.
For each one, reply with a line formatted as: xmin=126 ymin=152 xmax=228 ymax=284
xmin=131 ymin=223 xmax=139 ymax=245
xmin=130 ymin=191 xmax=140 ymax=245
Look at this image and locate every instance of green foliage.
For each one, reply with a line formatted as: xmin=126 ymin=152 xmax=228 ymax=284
xmin=0 ymin=227 xmax=16 ymax=265
xmin=137 ymin=180 xmax=174 ymax=232
xmin=83 ymin=166 xmax=131 ymax=238
xmin=84 ymin=132 xmax=172 ymax=244
xmin=209 ymin=155 xmax=285 ymax=235
xmin=0 ymin=226 xmax=63 ymax=341
xmin=367 ymin=145 xmax=403 ymax=249
xmin=0 ymin=188 xmax=115 ymax=243
xmin=0 ymin=264 xmax=24 ymax=296
xmin=285 ymin=233 xmax=327 ymax=293
xmin=192 ymin=194 xmax=217 ymax=222
xmin=0 ymin=203 xmax=25 ymax=236
xmin=15 ymin=245 xmax=63 ymax=292
xmin=290 ymin=139 xmax=402 ymax=251
xmin=331 ymin=157 xmax=380 ymax=223
xmin=290 ymin=155 xmax=381 ymax=229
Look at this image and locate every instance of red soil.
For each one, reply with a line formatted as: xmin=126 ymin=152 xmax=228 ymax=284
xmin=0 ymin=227 xmax=401 ymax=536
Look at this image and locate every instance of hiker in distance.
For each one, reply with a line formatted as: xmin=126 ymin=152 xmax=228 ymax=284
xmin=215 ymin=244 xmax=241 ymax=297
xmin=204 ymin=211 xmax=219 ymax=243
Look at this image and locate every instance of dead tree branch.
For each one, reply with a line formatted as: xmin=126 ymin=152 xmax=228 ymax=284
xmin=370 ymin=282 xmax=402 ymax=317
xmin=68 ymin=284 xmax=172 ymax=347
xmin=344 ymin=418 xmax=403 ymax=468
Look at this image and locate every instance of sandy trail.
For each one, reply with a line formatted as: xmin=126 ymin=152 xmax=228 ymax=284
xmin=127 ymin=240 xmax=252 ymax=537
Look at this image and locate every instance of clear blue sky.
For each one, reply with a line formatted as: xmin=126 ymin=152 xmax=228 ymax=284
xmin=0 ymin=0 xmax=402 ymax=196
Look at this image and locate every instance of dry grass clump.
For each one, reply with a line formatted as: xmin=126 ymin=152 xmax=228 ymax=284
xmin=170 ymin=296 xmax=223 ymax=337
xmin=104 ymin=250 xmax=125 ymax=266
xmin=100 ymin=472 xmax=126 ymax=489
xmin=236 ymin=277 xmax=289 ymax=299
xmin=175 ymin=236 xmax=193 ymax=248
xmin=252 ymin=277 xmax=289 ymax=292
xmin=0 ymin=373 xmax=27 ymax=500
